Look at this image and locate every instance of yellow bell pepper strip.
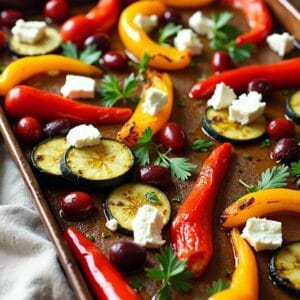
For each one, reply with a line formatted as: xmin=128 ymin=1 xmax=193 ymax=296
xmin=209 ymin=228 xmax=258 ymax=300
xmin=159 ymin=0 xmax=215 ymax=8
xmin=0 ymin=55 xmax=102 ymax=96
xmin=118 ymin=1 xmax=191 ymax=71
xmin=221 ymin=188 xmax=300 ymax=228
xmin=117 ymin=70 xmax=173 ymax=147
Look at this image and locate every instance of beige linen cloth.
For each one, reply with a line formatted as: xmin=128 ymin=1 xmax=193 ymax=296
xmin=0 ymin=139 xmax=73 ymax=300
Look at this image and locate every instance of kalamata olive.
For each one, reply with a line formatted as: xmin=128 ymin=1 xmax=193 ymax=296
xmin=271 ymin=138 xmax=299 ymax=164
xmin=136 ymin=165 xmax=172 ymax=187
xmin=0 ymin=31 xmax=6 ymax=50
xmin=102 ymin=50 xmax=128 ymax=70
xmin=163 ymin=10 xmax=182 ymax=24
xmin=247 ymin=78 xmax=272 ymax=101
xmin=16 ymin=116 xmax=42 ymax=144
xmin=109 ymin=241 xmax=146 ymax=272
xmin=211 ymin=51 xmax=233 ymax=73
xmin=61 ymin=191 xmax=95 ymax=219
xmin=43 ymin=118 xmax=72 ymax=137
xmin=84 ymin=33 xmax=110 ymax=53
xmin=0 ymin=9 xmax=23 ymax=27
xmin=267 ymin=118 xmax=295 ymax=140
xmin=160 ymin=122 xmax=187 ymax=152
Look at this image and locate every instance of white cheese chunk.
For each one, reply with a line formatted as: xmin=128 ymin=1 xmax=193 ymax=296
xmin=105 ymin=218 xmax=118 ymax=232
xmin=142 ymin=87 xmax=168 ymax=116
xmin=188 ymin=11 xmax=214 ymax=39
xmin=11 ymin=19 xmax=47 ymax=44
xmin=174 ymin=29 xmax=203 ymax=56
xmin=133 ymin=13 xmax=158 ymax=33
xmin=66 ymin=124 xmax=101 ymax=148
xmin=131 ymin=204 xmax=165 ymax=248
xmin=207 ymin=82 xmax=236 ymax=110
xmin=241 ymin=217 xmax=282 ymax=252
xmin=266 ymin=32 xmax=295 ymax=57
xmin=61 ymin=75 xmax=95 ymax=99
xmin=229 ymin=91 xmax=266 ymax=125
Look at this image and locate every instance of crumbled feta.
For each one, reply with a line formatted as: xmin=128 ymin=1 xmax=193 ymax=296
xmin=174 ymin=29 xmax=203 ymax=56
xmin=105 ymin=218 xmax=118 ymax=232
xmin=229 ymin=91 xmax=266 ymax=125
xmin=11 ymin=19 xmax=47 ymax=44
xmin=131 ymin=205 xmax=165 ymax=248
xmin=188 ymin=11 xmax=214 ymax=39
xmin=61 ymin=75 xmax=96 ymax=99
xmin=66 ymin=124 xmax=101 ymax=148
xmin=207 ymin=82 xmax=236 ymax=110
xmin=241 ymin=217 xmax=282 ymax=252
xmin=142 ymin=87 xmax=168 ymax=115
xmin=133 ymin=13 xmax=158 ymax=33
xmin=266 ymin=32 xmax=295 ymax=57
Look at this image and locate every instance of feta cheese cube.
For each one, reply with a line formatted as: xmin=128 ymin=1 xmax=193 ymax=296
xmin=61 ymin=75 xmax=95 ymax=99
xmin=229 ymin=91 xmax=266 ymax=125
xmin=66 ymin=124 xmax=101 ymax=148
xmin=266 ymin=32 xmax=295 ymax=57
xmin=142 ymin=87 xmax=168 ymax=115
xmin=133 ymin=13 xmax=158 ymax=33
xmin=11 ymin=19 xmax=47 ymax=44
xmin=188 ymin=11 xmax=214 ymax=39
xmin=174 ymin=29 xmax=203 ymax=56
xmin=105 ymin=218 xmax=118 ymax=232
xmin=241 ymin=217 xmax=282 ymax=252
xmin=131 ymin=205 xmax=165 ymax=248
xmin=207 ymin=82 xmax=236 ymax=110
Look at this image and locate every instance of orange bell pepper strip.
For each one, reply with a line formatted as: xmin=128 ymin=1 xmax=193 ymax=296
xmin=209 ymin=228 xmax=258 ymax=300
xmin=221 ymin=188 xmax=300 ymax=228
xmin=117 ymin=70 xmax=173 ymax=147
xmin=118 ymin=1 xmax=191 ymax=71
xmin=159 ymin=0 xmax=215 ymax=8
xmin=0 ymin=55 xmax=101 ymax=96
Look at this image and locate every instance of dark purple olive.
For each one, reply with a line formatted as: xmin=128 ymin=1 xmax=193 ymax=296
xmin=43 ymin=118 xmax=71 ymax=137
xmin=84 ymin=33 xmax=110 ymax=53
xmin=102 ymin=50 xmax=128 ymax=70
xmin=247 ymin=78 xmax=273 ymax=101
xmin=0 ymin=9 xmax=23 ymax=27
xmin=136 ymin=165 xmax=171 ymax=188
xmin=109 ymin=241 xmax=146 ymax=272
xmin=160 ymin=122 xmax=187 ymax=152
xmin=163 ymin=10 xmax=182 ymax=24
xmin=271 ymin=138 xmax=299 ymax=164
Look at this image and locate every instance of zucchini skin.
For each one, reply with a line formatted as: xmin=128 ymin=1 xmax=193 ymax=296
xmin=286 ymin=91 xmax=300 ymax=124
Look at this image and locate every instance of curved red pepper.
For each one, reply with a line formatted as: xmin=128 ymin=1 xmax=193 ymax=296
xmin=171 ymin=143 xmax=232 ymax=277
xmin=190 ymin=57 xmax=300 ymax=99
xmin=61 ymin=0 xmax=120 ymax=48
xmin=221 ymin=0 xmax=273 ymax=45
xmin=5 ymin=85 xmax=132 ymax=124
xmin=64 ymin=227 xmax=140 ymax=300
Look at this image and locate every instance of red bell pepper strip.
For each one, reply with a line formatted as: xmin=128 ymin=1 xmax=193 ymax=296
xmin=190 ymin=57 xmax=300 ymax=99
xmin=221 ymin=0 xmax=273 ymax=46
xmin=64 ymin=227 xmax=140 ymax=300
xmin=171 ymin=143 xmax=232 ymax=277
xmin=5 ymin=85 xmax=132 ymax=124
xmin=61 ymin=0 xmax=120 ymax=48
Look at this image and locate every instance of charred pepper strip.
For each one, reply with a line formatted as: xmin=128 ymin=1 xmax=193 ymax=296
xmin=190 ymin=58 xmax=300 ymax=99
xmin=5 ymin=86 xmax=132 ymax=124
xmin=159 ymin=0 xmax=215 ymax=8
xmin=64 ymin=227 xmax=140 ymax=300
xmin=221 ymin=0 xmax=273 ymax=45
xmin=171 ymin=143 xmax=232 ymax=277
xmin=221 ymin=188 xmax=300 ymax=228
xmin=209 ymin=228 xmax=258 ymax=300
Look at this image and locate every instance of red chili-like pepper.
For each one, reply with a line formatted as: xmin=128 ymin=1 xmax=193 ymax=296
xmin=221 ymin=0 xmax=273 ymax=45
xmin=171 ymin=143 xmax=232 ymax=277
xmin=190 ymin=57 xmax=300 ymax=99
xmin=5 ymin=85 xmax=132 ymax=124
xmin=61 ymin=0 xmax=120 ymax=48
xmin=64 ymin=227 xmax=140 ymax=300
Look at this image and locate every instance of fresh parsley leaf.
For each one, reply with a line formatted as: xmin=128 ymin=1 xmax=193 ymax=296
xmin=206 ymin=279 xmax=230 ymax=296
xmin=212 ymin=11 xmax=233 ymax=29
xmin=145 ymin=246 xmax=193 ymax=299
xmin=225 ymin=267 xmax=232 ymax=276
xmin=232 ymin=194 xmax=242 ymax=202
xmin=101 ymin=232 xmax=111 ymax=238
xmin=172 ymin=195 xmax=181 ymax=203
xmin=177 ymin=98 xmax=186 ymax=107
xmin=130 ymin=280 xmax=144 ymax=292
xmin=61 ymin=42 xmax=78 ymax=58
xmin=138 ymin=53 xmax=151 ymax=78
xmin=145 ymin=192 xmax=162 ymax=205
xmin=191 ymin=138 xmax=213 ymax=152
xmin=87 ymin=234 xmax=95 ymax=242
xmin=158 ymin=23 xmax=182 ymax=46
xmin=291 ymin=161 xmax=300 ymax=187
xmin=227 ymin=42 xmax=256 ymax=64
xmin=261 ymin=138 xmax=271 ymax=148
xmin=197 ymin=100 xmax=205 ymax=107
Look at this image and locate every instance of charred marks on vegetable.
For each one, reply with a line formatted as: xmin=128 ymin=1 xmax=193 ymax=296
xmin=238 ymin=197 xmax=255 ymax=210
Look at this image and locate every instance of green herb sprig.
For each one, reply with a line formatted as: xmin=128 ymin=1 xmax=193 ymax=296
xmin=291 ymin=161 xmax=300 ymax=187
xmin=145 ymin=192 xmax=162 ymax=205
xmin=206 ymin=279 xmax=230 ymax=296
xmin=158 ymin=23 xmax=182 ymax=46
xmin=191 ymin=139 xmax=213 ymax=152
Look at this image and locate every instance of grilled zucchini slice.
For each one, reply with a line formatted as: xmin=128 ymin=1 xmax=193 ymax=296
xmin=286 ymin=90 xmax=300 ymax=124
xmin=105 ymin=183 xmax=171 ymax=235
xmin=202 ymin=107 xmax=267 ymax=144
xmin=60 ymin=139 xmax=134 ymax=189
xmin=269 ymin=241 xmax=300 ymax=297
xmin=9 ymin=27 xmax=61 ymax=56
